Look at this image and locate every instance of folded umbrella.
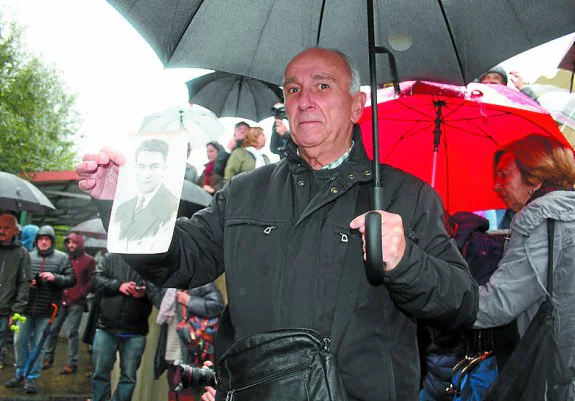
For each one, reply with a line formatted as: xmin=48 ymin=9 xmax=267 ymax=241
xmin=23 ymin=304 xmax=59 ymax=378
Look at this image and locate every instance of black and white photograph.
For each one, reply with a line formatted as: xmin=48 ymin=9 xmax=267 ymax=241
xmin=107 ymin=130 xmax=187 ymax=253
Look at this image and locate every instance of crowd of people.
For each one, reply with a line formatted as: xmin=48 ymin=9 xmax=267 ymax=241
xmin=0 ymin=215 xmax=224 ymax=401
xmin=0 ymin=46 xmax=573 ymax=401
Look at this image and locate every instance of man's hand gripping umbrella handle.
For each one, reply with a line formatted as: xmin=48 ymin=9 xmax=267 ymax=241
xmin=365 ymin=187 xmax=384 ymax=285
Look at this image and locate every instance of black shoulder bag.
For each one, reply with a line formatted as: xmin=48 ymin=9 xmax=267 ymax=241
xmin=213 ymin=186 xmax=370 ymax=401
xmin=485 ymin=219 xmax=574 ymax=401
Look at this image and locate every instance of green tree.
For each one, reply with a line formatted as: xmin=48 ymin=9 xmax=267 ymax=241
xmin=0 ymin=20 xmax=80 ymax=174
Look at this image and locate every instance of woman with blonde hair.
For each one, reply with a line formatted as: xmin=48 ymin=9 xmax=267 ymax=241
xmin=475 ymin=134 xmax=575 ymax=400
xmin=224 ymin=127 xmax=269 ymax=182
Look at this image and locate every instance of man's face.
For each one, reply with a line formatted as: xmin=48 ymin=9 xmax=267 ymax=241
xmin=0 ymin=215 xmax=18 ymax=244
xmin=135 ymin=150 xmax=166 ymax=194
xmin=480 ymin=73 xmax=505 ymax=85
xmin=283 ymin=49 xmax=366 ymax=155
xmin=37 ymin=235 xmax=53 ymax=252
xmin=66 ymin=239 xmax=78 ymax=253
xmin=234 ymin=125 xmax=247 ymax=140
xmin=494 ymin=153 xmax=536 ymax=212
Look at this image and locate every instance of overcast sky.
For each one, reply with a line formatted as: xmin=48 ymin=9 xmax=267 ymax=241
xmin=0 ymin=0 xmax=211 ymax=158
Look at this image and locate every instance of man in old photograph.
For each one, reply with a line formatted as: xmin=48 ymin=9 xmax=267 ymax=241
xmin=112 ymin=138 xmax=179 ymax=252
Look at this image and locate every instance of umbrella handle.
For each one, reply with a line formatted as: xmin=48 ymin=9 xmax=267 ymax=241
xmin=49 ymin=303 xmax=59 ymax=324
xmin=365 ymin=211 xmax=384 ymax=285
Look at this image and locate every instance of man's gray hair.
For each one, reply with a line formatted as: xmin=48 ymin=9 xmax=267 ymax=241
xmin=332 ymin=49 xmax=361 ymax=94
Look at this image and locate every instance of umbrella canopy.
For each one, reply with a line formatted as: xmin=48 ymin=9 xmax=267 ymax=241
xmin=177 ymin=180 xmax=213 ymax=218
xmin=186 ymin=71 xmax=284 ymax=122
xmin=139 ymin=106 xmax=226 ymax=151
xmin=358 ymin=81 xmax=573 ymax=215
xmin=538 ymin=91 xmax=575 ymax=145
xmin=107 ymin=0 xmax=575 ymax=86
xmin=181 ymin=180 xmax=212 ymax=208
xmin=0 ymin=172 xmax=56 ymax=213
xmin=70 ymin=218 xmax=107 ymax=239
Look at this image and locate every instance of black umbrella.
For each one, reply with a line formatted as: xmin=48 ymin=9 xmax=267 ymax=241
xmin=0 ymin=172 xmax=56 ymax=213
xmin=106 ymin=0 xmax=574 ymax=86
xmin=70 ymin=218 xmax=107 ymax=239
xmin=558 ymin=42 xmax=575 ymax=93
xmin=186 ymin=71 xmax=284 ymax=122
xmin=178 ymin=180 xmax=213 ymax=217
xmin=106 ymin=0 xmax=575 ymax=279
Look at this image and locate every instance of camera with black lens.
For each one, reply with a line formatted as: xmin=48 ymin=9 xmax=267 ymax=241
xmin=271 ymin=102 xmax=286 ymax=120
xmin=171 ymin=361 xmax=216 ymax=391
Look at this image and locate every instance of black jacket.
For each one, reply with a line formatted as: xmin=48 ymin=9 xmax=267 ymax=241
xmin=92 ymin=253 xmax=161 ymax=335
xmin=99 ymin=129 xmax=478 ymax=401
xmin=0 ymin=238 xmax=32 ymax=315
xmin=27 ymin=226 xmax=76 ymax=317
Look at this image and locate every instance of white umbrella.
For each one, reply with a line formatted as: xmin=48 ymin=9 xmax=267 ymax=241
xmin=538 ymin=91 xmax=575 ymax=145
xmin=138 ymin=105 xmax=226 ymax=152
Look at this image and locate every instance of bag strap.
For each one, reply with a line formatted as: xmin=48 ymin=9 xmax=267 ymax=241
xmin=180 ymin=303 xmax=188 ymax=322
xmin=546 ymin=219 xmax=555 ymax=300
xmin=330 ymin=183 xmax=370 ymax=353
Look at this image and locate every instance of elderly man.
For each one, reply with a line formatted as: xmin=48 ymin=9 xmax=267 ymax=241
xmin=76 ymin=48 xmax=478 ymax=401
xmin=0 ymin=214 xmax=31 ymax=370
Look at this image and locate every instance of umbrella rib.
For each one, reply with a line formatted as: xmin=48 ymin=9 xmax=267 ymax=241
xmin=168 ymin=0 xmax=205 ymax=65
xmin=401 ymin=122 xmax=436 ymax=139
xmin=392 ymin=98 xmax=437 ymax=119
xmin=235 ymin=78 xmax=245 ymax=117
xmin=436 ymin=0 xmax=465 ymax=82
xmin=441 ymin=100 xmax=469 ymax=120
xmin=442 ymin=121 xmax=494 ymax=141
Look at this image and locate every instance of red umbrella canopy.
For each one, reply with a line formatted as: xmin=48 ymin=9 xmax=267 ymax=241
xmin=359 ymin=81 xmax=573 ymax=215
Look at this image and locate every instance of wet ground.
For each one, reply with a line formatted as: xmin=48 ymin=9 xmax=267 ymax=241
xmin=0 ymin=338 xmax=91 ymax=401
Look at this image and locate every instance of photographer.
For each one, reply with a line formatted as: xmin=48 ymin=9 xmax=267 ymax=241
xmin=269 ymin=103 xmax=291 ymax=158
xmin=154 ymin=283 xmax=224 ymax=399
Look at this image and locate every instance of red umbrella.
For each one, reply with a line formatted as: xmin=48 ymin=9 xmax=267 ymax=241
xmin=359 ymin=81 xmax=573 ymax=215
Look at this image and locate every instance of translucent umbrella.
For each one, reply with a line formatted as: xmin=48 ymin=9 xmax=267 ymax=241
xmin=139 ymin=106 xmax=226 ymax=151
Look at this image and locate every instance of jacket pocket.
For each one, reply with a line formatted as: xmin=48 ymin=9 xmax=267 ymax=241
xmin=224 ymin=218 xmax=286 ymax=273
xmin=222 ymin=363 xmax=311 ymax=401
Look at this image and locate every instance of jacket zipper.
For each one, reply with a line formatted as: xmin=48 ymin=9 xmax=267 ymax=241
xmin=32 ymin=256 xmax=47 ymax=314
xmin=224 ymin=362 xmax=310 ymax=401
